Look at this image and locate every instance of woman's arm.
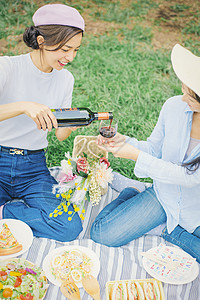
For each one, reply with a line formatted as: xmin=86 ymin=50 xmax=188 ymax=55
xmin=0 ymin=101 xmax=58 ymax=131
xmin=135 ymin=151 xmax=200 ymax=187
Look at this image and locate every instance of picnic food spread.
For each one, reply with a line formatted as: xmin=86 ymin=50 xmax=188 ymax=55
xmin=0 ymin=258 xmax=48 ymax=299
xmin=106 ymin=279 xmax=165 ymax=300
xmin=0 ymin=223 xmax=23 ymax=256
xmin=50 ymin=249 xmax=93 ymax=284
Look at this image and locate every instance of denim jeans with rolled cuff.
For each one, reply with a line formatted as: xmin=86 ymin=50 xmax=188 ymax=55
xmin=0 ymin=146 xmax=82 ymax=242
xmin=161 ymin=225 xmax=200 ymax=263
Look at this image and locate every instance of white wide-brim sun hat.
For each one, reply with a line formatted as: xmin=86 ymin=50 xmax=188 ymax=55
xmin=171 ymin=44 xmax=200 ymax=97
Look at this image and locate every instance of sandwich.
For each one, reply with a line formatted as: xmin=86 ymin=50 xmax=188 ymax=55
xmin=127 ymin=281 xmax=145 ymax=300
xmin=143 ymin=281 xmax=161 ymax=300
xmin=110 ymin=282 xmax=127 ymax=300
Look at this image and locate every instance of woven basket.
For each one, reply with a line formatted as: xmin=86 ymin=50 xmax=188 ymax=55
xmin=72 ymin=135 xmax=108 ymax=159
xmin=72 ymin=135 xmax=108 ymax=195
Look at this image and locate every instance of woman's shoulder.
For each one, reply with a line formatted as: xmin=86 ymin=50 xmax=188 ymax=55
xmin=0 ymin=53 xmax=29 ymax=70
xmin=0 ymin=55 xmax=12 ymax=68
xmin=163 ymin=95 xmax=187 ymax=111
xmin=57 ymin=68 xmax=74 ymax=84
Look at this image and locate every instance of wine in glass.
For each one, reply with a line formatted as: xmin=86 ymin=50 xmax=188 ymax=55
xmin=99 ymin=119 xmax=118 ymax=138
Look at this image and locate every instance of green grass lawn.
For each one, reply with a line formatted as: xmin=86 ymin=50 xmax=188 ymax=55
xmin=1 ymin=0 xmax=200 ymax=182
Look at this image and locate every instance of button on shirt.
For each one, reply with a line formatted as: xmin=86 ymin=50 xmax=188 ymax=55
xmin=126 ymin=96 xmax=200 ymax=234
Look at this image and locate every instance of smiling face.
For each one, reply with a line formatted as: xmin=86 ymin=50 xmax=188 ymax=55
xmin=33 ymin=32 xmax=83 ymax=73
xmin=182 ymin=83 xmax=200 ymax=112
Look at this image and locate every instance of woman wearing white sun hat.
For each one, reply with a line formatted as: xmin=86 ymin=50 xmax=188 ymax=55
xmin=0 ymin=4 xmax=85 ymax=241
xmin=91 ymin=44 xmax=200 ymax=263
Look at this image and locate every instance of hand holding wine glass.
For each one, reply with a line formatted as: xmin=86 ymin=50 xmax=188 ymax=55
xmin=97 ymin=119 xmax=126 ymax=146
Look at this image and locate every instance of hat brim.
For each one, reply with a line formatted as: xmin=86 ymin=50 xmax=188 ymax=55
xmin=171 ymin=44 xmax=200 ymax=97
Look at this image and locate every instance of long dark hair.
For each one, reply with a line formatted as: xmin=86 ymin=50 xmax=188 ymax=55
xmin=23 ymin=25 xmax=83 ymax=50
xmin=182 ymin=89 xmax=200 ymax=174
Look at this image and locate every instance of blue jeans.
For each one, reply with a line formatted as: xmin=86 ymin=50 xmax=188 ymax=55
xmin=0 ymin=147 xmax=82 ymax=242
xmin=90 ymin=186 xmax=167 ymax=246
xmin=90 ymin=186 xmax=200 ymax=263
xmin=161 ymin=225 xmax=200 ymax=263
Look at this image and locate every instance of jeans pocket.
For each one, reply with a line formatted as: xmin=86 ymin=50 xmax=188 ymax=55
xmin=26 ymin=152 xmax=46 ymax=164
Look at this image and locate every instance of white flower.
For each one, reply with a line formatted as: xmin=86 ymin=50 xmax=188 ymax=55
xmin=89 ymin=176 xmax=101 ymax=205
xmin=95 ymin=164 xmax=114 ymax=189
xmin=61 ymin=159 xmax=73 ymax=174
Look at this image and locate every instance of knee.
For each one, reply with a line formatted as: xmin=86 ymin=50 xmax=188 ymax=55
xmin=119 ymin=187 xmax=140 ymax=199
xmin=90 ymin=220 xmax=117 ymax=247
xmin=51 ymin=216 xmax=83 ymax=242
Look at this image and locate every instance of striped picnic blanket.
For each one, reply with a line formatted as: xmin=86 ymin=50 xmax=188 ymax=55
xmin=21 ymin=168 xmax=200 ymax=300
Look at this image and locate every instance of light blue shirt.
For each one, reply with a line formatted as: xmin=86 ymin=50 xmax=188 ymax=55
xmin=126 ymin=95 xmax=200 ymax=234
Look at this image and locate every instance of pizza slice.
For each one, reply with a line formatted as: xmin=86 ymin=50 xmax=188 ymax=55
xmin=0 ymin=223 xmax=23 ymax=256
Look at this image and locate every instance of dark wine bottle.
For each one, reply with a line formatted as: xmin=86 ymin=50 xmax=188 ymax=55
xmin=51 ymin=107 xmax=113 ymax=127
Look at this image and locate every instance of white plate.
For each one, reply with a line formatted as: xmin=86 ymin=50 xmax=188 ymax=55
xmin=42 ymin=245 xmax=100 ymax=287
xmin=142 ymin=244 xmax=199 ymax=284
xmin=0 ymin=219 xmax=33 ymax=260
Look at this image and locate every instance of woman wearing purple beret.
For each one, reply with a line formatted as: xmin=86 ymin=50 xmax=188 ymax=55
xmin=0 ymin=4 xmax=85 ymax=241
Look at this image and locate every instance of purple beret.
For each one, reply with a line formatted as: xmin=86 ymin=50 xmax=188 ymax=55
xmin=32 ymin=4 xmax=85 ymax=31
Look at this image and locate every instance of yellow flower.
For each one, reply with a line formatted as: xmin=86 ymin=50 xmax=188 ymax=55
xmin=68 ymin=217 xmax=72 ymax=221
xmin=80 ymin=214 xmax=85 ymax=220
xmin=84 ymin=188 xmax=87 ymax=191
xmin=68 ymin=211 xmax=73 ymax=215
xmin=0 ymin=282 xmax=3 ymax=290
xmin=57 ymin=205 xmax=62 ymax=209
xmin=74 ymin=207 xmax=80 ymax=212
xmin=67 ymin=194 xmax=71 ymax=199
xmin=54 ymin=209 xmax=58 ymax=213
xmin=82 ymin=209 xmax=85 ymax=213
xmin=73 ymin=204 xmax=77 ymax=208
xmin=75 ymin=183 xmax=78 ymax=186
xmin=67 ymin=202 xmax=70 ymax=206
xmin=58 ymin=211 xmax=63 ymax=215
xmin=69 ymin=189 xmax=73 ymax=194
xmin=49 ymin=213 xmax=53 ymax=217
xmin=77 ymin=187 xmax=81 ymax=190
xmin=54 ymin=214 xmax=58 ymax=217
xmin=56 ymin=194 xmax=60 ymax=198
xmin=68 ymin=160 xmax=71 ymax=165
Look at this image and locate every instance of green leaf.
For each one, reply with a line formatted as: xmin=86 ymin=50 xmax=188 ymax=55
xmin=85 ymin=191 xmax=90 ymax=202
xmin=83 ymin=152 xmax=88 ymax=158
xmin=78 ymin=171 xmax=88 ymax=178
xmin=71 ymin=160 xmax=77 ymax=173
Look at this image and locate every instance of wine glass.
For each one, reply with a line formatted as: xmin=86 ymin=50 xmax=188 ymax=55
xmin=99 ymin=119 xmax=118 ymax=139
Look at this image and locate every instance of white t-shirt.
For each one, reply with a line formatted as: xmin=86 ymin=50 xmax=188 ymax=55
xmin=0 ymin=53 xmax=74 ymax=150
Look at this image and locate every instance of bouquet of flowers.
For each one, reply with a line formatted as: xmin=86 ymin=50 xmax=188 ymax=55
xmin=50 ymin=152 xmax=113 ymax=221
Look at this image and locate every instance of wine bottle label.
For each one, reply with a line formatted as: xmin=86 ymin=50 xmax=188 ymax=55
xmin=97 ymin=112 xmax=110 ymax=120
xmin=51 ymin=108 xmax=78 ymax=112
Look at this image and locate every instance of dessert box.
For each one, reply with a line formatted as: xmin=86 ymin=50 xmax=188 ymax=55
xmin=106 ymin=278 xmax=165 ymax=300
